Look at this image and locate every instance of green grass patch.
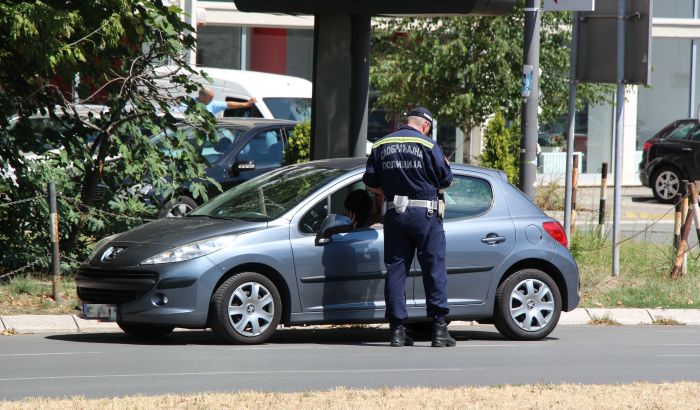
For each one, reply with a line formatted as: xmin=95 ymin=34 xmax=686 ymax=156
xmin=0 ymin=273 xmax=77 ymax=315
xmin=572 ymin=229 xmax=700 ymax=309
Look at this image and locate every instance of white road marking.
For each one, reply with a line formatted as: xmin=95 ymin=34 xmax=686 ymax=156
xmin=656 ymin=355 xmax=700 ymax=357
xmin=0 ymin=368 xmax=466 ymax=383
xmin=0 ymin=352 xmax=101 ymax=357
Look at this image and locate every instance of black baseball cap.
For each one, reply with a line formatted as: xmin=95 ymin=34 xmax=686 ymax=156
xmin=407 ymin=107 xmax=434 ymax=129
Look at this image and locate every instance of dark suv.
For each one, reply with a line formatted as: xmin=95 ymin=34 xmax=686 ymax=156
xmin=639 ymin=119 xmax=700 ymax=203
xmin=142 ymin=118 xmax=298 ymax=217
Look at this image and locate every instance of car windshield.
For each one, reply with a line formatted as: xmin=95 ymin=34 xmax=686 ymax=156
xmin=263 ymin=98 xmax=311 ymax=121
xmin=150 ymin=126 xmax=246 ymax=164
xmin=189 ymin=165 xmax=346 ymax=222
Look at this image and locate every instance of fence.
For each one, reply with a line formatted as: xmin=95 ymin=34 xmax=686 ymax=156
xmin=0 ymin=183 xmax=155 ymax=300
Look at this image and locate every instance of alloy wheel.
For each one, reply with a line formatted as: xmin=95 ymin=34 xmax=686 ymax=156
xmin=654 ymin=170 xmax=680 ymax=201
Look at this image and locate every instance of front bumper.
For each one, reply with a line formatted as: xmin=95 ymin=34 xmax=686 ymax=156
xmin=76 ymin=256 xmax=223 ymax=327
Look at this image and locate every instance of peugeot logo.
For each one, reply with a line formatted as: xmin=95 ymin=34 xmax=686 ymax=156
xmin=101 ymin=246 xmax=128 ymax=262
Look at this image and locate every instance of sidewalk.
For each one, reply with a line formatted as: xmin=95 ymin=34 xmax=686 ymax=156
xmin=2 ymin=308 xmax=700 ymax=334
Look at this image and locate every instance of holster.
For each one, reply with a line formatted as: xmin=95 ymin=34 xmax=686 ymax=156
xmin=393 ymin=195 xmax=409 ymax=214
xmin=437 ymin=189 xmax=446 ymax=220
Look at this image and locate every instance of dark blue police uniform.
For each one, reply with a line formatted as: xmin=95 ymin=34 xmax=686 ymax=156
xmin=363 ymin=121 xmax=453 ymax=327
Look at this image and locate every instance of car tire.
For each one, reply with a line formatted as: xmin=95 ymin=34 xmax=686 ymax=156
xmin=651 ymin=166 xmax=682 ymax=204
xmin=210 ymin=272 xmax=282 ymax=344
xmin=493 ymin=269 xmax=562 ymax=341
xmin=117 ymin=322 xmax=175 ymax=339
xmin=159 ymin=196 xmax=198 ymax=218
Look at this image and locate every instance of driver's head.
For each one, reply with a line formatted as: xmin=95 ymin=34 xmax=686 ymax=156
xmin=344 ymin=189 xmax=372 ymax=228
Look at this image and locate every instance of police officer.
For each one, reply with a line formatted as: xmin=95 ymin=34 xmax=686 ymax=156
xmin=363 ymin=107 xmax=455 ymax=348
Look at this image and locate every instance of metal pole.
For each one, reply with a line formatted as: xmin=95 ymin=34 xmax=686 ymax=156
xmin=518 ymin=0 xmax=541 ymax=199
xmin=611 ymin=0 xmax=625 ymax=277
xmin=563 ymin=11 xmax=579 ymax=242
xmin=48 ymin=182 xmax=61 ymax=304
xmin=598 ymin=161 xmax=608 ymax=240
xmin=691 ymin=0 xmax=699 ymax=117
xmin=183 ymin=0 xmax=197 ymax=66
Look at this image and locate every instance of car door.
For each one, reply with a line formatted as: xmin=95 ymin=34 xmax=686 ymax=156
xmin=289 ymin=177 xmax=413 ymax=316
xmin=653 ymin=120 xmax=696 ymax=172
xmin=681 ymin=124 xmax=700 ymax=180
xmin=219 ymin=127 xmax=286 ymax=191
xmin=413 ymin=172 xmax=515 ymax=309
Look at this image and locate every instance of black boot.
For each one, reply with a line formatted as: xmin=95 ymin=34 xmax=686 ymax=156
xmin=390 ymin=325 xmax=414 ymax=347
xmin=431 ymin=322 xmax=456 ymax=347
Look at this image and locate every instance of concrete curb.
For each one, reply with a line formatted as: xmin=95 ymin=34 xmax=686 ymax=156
xmin=1 ymin=308 xmax=699 ymax=334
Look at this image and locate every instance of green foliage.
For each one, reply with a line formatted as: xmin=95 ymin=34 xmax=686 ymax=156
xmin=285 ymin=120 xmax=311 ymax=164
xmin=0 ymin=1 xmax=219 ymax=271
xmin=479 ymin=113 xmax=519 ymax=184
xmin=370 ymin=1 xmax=612 ymax=131
xmin=8 ymin=275 xmax=45 ymax=296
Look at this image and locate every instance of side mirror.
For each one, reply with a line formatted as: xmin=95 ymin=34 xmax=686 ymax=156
xmin=229 ymin=160 xmax=256 ymax=177
xmin=315 ymin=214 xmax=353 ymax=246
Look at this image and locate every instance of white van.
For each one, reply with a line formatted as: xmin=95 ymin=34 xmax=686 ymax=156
xmin=155 ymin=66 xmax=312 ymax=121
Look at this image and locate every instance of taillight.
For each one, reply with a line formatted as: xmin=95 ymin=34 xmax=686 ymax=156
xmin=643 ymin=140 xmax=652 ymax=152
xmin=543 ymin=221 xmax=568 ymax=248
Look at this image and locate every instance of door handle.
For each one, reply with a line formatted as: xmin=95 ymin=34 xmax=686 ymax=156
xmin=481 ymin=234 xmax=506 ymax=245
xmin=683 ymin=147 xmax=693 ymax=151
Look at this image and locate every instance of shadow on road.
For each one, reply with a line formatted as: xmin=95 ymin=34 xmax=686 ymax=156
xmin=45 ymin=326 xmax=558 ymax=347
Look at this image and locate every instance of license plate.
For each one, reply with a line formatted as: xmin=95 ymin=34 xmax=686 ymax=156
xmin=82 ymin=304 xmax=118 ymax=322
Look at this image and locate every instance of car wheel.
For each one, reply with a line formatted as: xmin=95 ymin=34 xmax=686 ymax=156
xmin=494 ymin=269 xmax=561 ymax=341
xmin=651 ymin=166 xmax=682 ymax=203
xmin=210 ymin=272 xmax=282 ymax=344
xmin=159 ymin=196 xmax=198 ymax=218
xmin=117 ymin=322 xmax=175 ymax=338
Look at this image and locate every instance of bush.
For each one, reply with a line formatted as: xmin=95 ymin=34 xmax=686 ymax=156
xmin=285 ymin=120 xmax=311 ymax=164
xmin=479 ymin=112 xmax=520 ymax=185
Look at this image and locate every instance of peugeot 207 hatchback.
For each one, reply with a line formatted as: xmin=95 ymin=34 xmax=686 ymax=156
xmin=78 ymin=158 xmax=579 ymax=344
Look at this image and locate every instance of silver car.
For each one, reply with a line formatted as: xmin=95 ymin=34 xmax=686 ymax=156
xmin=78 ymin=158 xmax=579 ymax=344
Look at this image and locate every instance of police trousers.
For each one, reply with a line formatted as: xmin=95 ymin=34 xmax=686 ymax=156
xmin=383 ymin=207 xmax=449 ymax=322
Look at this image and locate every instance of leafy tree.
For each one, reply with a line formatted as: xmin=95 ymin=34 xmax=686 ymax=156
xmin=370 ymin=1 xmax=611 ymax=133
xmin=479 ymin=112 xmax=519 ymax=184
xmin=0 ymin=1 xmax=219 ymax=271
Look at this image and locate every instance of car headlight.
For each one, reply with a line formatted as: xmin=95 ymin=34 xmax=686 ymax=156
xmin=140 ymin=235 xmax=237 ymax=265
xmin=89 ymin=234 xmax=119 ymax=260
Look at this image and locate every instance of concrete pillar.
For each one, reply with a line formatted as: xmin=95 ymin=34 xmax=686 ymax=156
xmin=310 ymin=15 xmax=370 ymax=160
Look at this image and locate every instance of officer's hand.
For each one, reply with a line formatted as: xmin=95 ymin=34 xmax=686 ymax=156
xmin=444 ymin=155 xmax=450 ymax=165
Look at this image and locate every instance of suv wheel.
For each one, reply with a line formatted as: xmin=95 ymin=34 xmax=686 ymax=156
xmin=651 ymin=166 xmax=681 ymax=203
xmin=494 ymin=269 xmax=561 ymax=341
xmin=159 ymin=196 xmax=198 ymax=218
xmin=210 ymin=272 xmax=282 ymax=344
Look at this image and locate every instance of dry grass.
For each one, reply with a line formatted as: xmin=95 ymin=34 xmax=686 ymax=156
xmin=588 ymin=314 xmax=622 ymax=326
xmin=652 ymin=317 xmax=685 ymax=326
xmin=0 ymin=275 xmax=77 ymax=315
xmin=1 ymin=383 xmax=699 ymax=410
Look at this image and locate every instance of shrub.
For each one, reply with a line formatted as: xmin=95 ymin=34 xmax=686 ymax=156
xmin=285 ymin=120 xmax=311 ymax=164
xmin=479 ymin=112 xmax=519 ymax=185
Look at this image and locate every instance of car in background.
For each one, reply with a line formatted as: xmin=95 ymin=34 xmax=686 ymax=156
xmin=639 ymin=118 xmax=700 ymax=203
xmin=78 ymin=158 xmax=579 ymax=344
xmin=141 ymin=118 xmax=298 ymax=217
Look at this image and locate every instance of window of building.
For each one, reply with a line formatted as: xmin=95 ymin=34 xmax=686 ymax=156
xmin=196 ymin=25 xmax=243 ymax=69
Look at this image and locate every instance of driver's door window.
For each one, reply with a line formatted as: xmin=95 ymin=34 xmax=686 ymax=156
xmin=237 ymin=129 xmax=284 ymax=166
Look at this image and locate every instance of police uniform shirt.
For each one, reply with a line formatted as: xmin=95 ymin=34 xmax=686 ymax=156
xmin=363 ymin=125 xmax=453 ymax=201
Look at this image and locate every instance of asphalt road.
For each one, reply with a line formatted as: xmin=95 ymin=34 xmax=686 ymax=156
xmin=1 ymin=325 xmax=700 ymax=400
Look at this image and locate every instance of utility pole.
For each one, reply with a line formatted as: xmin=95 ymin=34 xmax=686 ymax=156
xmin=518 ymin=0 xmax=542 ymax=199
